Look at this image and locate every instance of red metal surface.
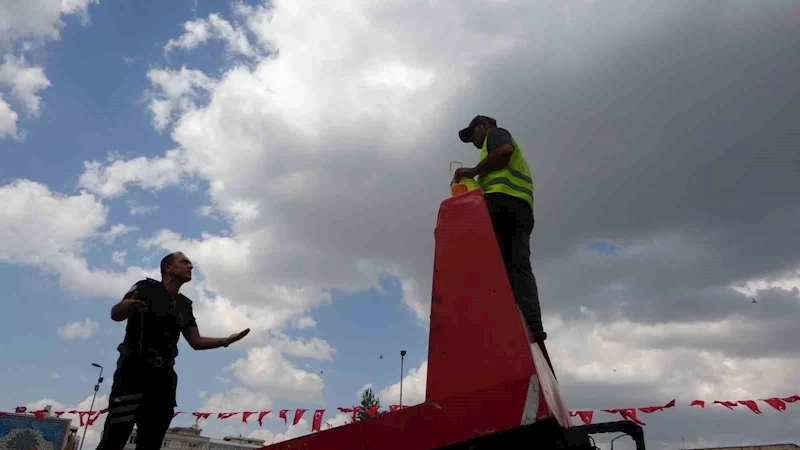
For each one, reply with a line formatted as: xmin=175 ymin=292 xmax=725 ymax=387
xmin=258 ymin=190 xmax=571 ymax=450
xmin=427 ymin=189 xmax=537 ymax=402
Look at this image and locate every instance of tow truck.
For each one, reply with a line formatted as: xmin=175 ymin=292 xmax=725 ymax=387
xmin=259 ymin=188 xmax=646 ymax=450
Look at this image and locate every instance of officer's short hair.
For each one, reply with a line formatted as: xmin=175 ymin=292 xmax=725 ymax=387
xmin=160 ymin=252 xmax=178 ymax=275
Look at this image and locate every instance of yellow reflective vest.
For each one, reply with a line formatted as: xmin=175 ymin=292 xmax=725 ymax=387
xmin=477 ymin=134 xmax=534 ymax=208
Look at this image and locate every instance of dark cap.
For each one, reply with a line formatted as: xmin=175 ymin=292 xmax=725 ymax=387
xmin=458 ymin=115 xmax=496 ymax=142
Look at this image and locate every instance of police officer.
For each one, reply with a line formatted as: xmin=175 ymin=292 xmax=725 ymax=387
xmin=96 ymin=251 xmax=250 ymax=450
xmin=453 ymin=115 xmax=546 ymax=342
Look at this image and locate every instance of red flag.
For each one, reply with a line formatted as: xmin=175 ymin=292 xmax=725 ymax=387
xmin=32 ymin=410 xmax=47 ymax=419
xmin=350 ymin=406 xmax=363 ymax=422
xmin=279 ymin=409 xmax=289 ymax=425
xmin=639 ymin=399 xmax=675 ymax=414
xmin=603 ymin=409 xmax=645 ymax=426
xmin=311 ymin=409 xmax=325 ymax=432
xmin=192 ymin=412 xmax=211 ymax=420
xmin=242 ymin=412 xmax=255 ymax=423
xmin=100 ymin=409 xmax=108 ymax=414
xmin=292 ymin=409 xmax=307 ymax=426
xmin=738 ymin=400 xmax=762 ymax=415
xmin=87 ymin=412 xmax=102 ymax=426
xmin=713 ymin=401 xmax=738 ymax=410
xmin=67 ymin=410 xmax=77 ymax=414
xmin=389 ymin=405 xmax=400 ymax=412
xmin=576 ymin=411 xmax=593 ymax=425
xmin=569 ymin=411 xmax=577 ymax=417
xmin=257 ymin=411 xmax=270 ymax=427
xmin=366 ymin=406 xmax=379 ymax=416
xmin=782 ymin=395 xmax=800 ymax=403
xmin=54 ymin=411 xmax=65 ymax=417
xmin=173 ymin=411 xmax=183 ymax=418
xmin=337 ymin=407 xmax=353 ymax=413
xmin=762 ymin=398 xmax=787 ymax=411
xmin=217 ymin=412 xmax=238 ymax=420
xmin=78 ymin=411 xmax=92 ymax=426
xmin=14 ymin=407 xmax=26 ymax=413
xmin=691 ymin=400 xmax=705 ymax=408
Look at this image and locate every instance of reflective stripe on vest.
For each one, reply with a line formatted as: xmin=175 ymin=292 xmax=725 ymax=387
xmin=477 ymin=135 xmax=534 ymax=207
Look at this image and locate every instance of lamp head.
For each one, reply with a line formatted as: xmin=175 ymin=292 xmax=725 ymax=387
xmin=400 ymin=350 xmax=407 ymax=357
xmin=91 ymin=363 xmax=102 ymax=368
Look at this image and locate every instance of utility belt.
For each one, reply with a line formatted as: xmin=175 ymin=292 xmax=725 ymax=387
xmin=119 ymin=347 xmax=176 ymax=370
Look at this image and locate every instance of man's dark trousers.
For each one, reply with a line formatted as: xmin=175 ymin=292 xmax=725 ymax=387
xmin=485 ymin=193 xmax=546 ymax=341
xmin=95 ymin=356 xmax=177 ymax=450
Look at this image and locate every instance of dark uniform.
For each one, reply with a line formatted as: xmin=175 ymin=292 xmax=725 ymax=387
xmin=96 ymin=278 xmax=197 ymax=450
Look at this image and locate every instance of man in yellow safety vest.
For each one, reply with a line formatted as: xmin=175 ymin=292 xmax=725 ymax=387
xmin=453 ymin=115 xmax=546 ymax=342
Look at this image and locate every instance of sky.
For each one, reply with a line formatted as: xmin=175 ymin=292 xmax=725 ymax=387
xmin=1 ymin=0 xmax=799 ymax=449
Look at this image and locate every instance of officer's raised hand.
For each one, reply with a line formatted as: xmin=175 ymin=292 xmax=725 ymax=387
xmin=111 ymin=288 xmax=147 ymax=321
xmin=122 ymin=290 xmax=147 ymax=313
xmin=225 ymin=328 xmax=250 ymax=347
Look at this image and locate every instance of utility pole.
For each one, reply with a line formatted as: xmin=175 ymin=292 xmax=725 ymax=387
xmin=79 ymin=363 xmax=103 ymax=450
xmin=399 ymin=350 xmax=407 ymax=408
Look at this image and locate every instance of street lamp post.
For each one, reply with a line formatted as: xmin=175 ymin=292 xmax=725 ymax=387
xmin=79 ymin=363 xmax=104 ymax=450
xmin=399 ymin=350 xmax=407 ymax=408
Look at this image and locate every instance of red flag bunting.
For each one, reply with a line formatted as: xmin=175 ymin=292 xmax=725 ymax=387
xmin=258 ymin=411 xmax=270 ymax=427
xmin=173 ymin=411 xmax=183 ymax=418
xmin=389 ymin=405 xmax=400 ymax=412
xmin=782 ymin=395 xmax=800 ymax=403
xmin=32 ymin=410 xmax=47 ymax=419
xmin=217 ymin=412 xmax=238 ymax=420
xmin=576 ymin=411 xmax=594 ymax=425
xmin=713 ymin=401 xmax=738 ymax=410
xmin=602 ymin=409 xmax=645 ymax=426
xmin=639 ymin=399 xmax=676 ymax=414
xmin=737 ymin=400 xmax=762 ymax=415
xmin=691 ymin=400 xmax=705 ymax=408
xmin=350 ymin=406 xmax=363 ymax=422
xmin=762 ymin=398 xmax=787 ymax=411
xmin=192 ymin=412 xmax=211 ymax=420
xmin=311 ymin=409 xmax=325 ymax=432
xmin=14 ymin=407 xmax=26 ymax=413
xmin=279 ymin=409 xmax=289 ymax=425
xmin=55 ymin=411 xmax=65 ymax=417
xmin=86 ymin=412 xmax=102 ymax=426
xmin=242 ymin=411 xmax=255 ymax=423
xmin=292 ymin=409 xmax=307 ymax=426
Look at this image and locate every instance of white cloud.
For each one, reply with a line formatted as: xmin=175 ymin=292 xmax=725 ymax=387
xmin=49 ymin=371 xmax=59 ymax=378
xmin=164 ymin=13 xmax=257 ymax=58
xmin=0 ymin=0 xmax=99 ymax=139
xmin=0 ymin=94 xmax=19 ymax=139
xmin=0 ymin=179 xmax=154 ymax=297
xmin=293 ymin=316 xmax=316 ymax=329
xmin=101 ymin=223 xmax=137 ymax=243
xmin=0 ymin=54 xmax=50 ymax=116
xmin=267 ymin=330 xmax=334 ymax=361
xmin=0 ymin=0 xmax=99 ymax=43
xmin=78 ymin=149 xmax=191 ymax=197
xmin=111 ymin=250 xmax=126 ymax=265
xmin=377 ymin=359 xmax=427 ymax=407
xmin=145 ymin=67 xmax=214 ymax=131
xmin=127 ymin=200 xmax=159 ymax=216
xmin=58 ymin=318 xmax=99 ymax=340
xmin=227 ymin=345 xmax=324 ymax=404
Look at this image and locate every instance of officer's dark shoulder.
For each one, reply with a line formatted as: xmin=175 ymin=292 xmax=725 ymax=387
xmin=124 ymin=278 xmax=156 ymax=297
xmin=487 ymin=127 xmax=513 ymax=151
xmin=176 ymin=293 xmax=193 ymax=306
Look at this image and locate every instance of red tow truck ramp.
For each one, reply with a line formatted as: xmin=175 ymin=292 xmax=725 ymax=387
xmin=259 ymin=189 xmax=646 ymax=450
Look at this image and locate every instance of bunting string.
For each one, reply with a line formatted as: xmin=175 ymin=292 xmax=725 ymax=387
xmin=5 ymin=395 xmax=798 ymax=432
